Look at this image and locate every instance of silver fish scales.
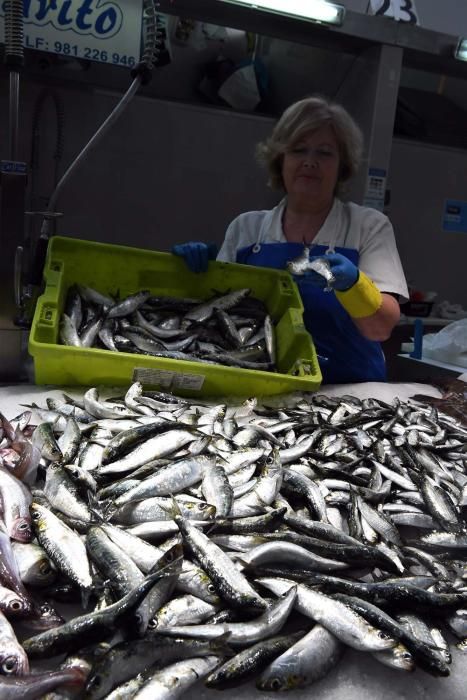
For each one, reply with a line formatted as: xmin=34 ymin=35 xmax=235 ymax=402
xmin=0 ymin=381 xmax=465 ymax=698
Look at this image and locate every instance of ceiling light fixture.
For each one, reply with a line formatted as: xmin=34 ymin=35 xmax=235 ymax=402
xmin=218 ymin=0 xmax=345 ymax=27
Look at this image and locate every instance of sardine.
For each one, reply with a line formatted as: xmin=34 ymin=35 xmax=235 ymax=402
xmin=173 ymin=505 xmax=266 ymax=612
xmin=131 ymin=655 xmax=221 ymax=700
xmin=22 ymin=545 xmax=182 ymax=658
xmin=205 ymin=631 xmax=303 ymax=689
xmin=159 ymin=586 xmax=296 ymax=646
xmin=0 ymin=667 xmax=84 ymax=699
xmin=256 ymin=578 xmax=396 ymax=652
xmin=0 ymin=609 xmax=29 ymax=674
xmin=257 ymin=625 xmax=342 ymax=690
xmin=30 ymin=503 xmax=93 ymax=591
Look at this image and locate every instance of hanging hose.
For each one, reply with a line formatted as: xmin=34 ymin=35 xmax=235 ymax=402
xmin=40 ymin=0 xmax=161 ymax=237
xmin=42 ymin=77 xmax=141 ymax=224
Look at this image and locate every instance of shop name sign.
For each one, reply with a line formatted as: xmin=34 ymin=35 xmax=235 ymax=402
xmin=21 ymin=0 xmax=123 ymax=38
xmin=0 ymin=0 xmax=143 ymax=66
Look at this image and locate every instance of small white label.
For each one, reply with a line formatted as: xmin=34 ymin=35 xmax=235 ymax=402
xmin=133 ymin=368 xmax=174 ymax=388
xmin=133 ymin=367 xmax=205 ymax=391
xmin=172 ymin=373 xmax=205 ymax=391
xmin=364 ymin=168 xmax=386 ymax=212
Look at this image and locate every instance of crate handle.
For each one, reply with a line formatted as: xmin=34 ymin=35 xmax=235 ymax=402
xmin=45 ymin=260 xmax=63 ymax=288
xmin=38 ymin=304 xmax=57 ymax=327
xmin=289 ymin=358 xmax=314 ymax=376
xmin=288 ymin=307 xmax=306 ymax=330
xmin=280 ymin=277 xmax=295 ymax=294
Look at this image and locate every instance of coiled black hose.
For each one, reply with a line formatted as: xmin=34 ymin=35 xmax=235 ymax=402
xmin=142 ymin=0 xmax=160 ymax=70
xmin=131 ymin=0 xmax=164 ymax=83
xmin=3 ymin=0 xmax=24 ymax=67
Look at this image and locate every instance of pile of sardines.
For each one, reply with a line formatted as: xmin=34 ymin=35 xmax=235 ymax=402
xmin=60 ymin=284 xmax=277 ymax=371
xmin=1 ymin=384 xmax=467 ymax=698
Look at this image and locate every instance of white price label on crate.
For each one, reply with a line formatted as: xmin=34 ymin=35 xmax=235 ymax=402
xmin=133 ymin=368 xmax=174 ymax=389
xmin=172 ymin=373 xmax=205 ymax=391
xmin=133 ymin=368 xmax=205 ymax=391
xmin=368 ymin=0 xmax=419 ymax=24
xmin=0 ymin=0 xmax=143 ymax=67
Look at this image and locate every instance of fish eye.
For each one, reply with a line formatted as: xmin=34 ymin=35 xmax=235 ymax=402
xmin=2 ymin=657 xmax=18 ymax=674
xmin=134 ymin=613 xmax=143 ymax=625
xmin=270 ymin=679 xmax=282 ymax=691
xmin=31 ymin=511 xmax=41 ymax=520
xmin=198 ymin=503 xmax=208 ymax=510
xmin=18 ymin=521 xmax=30 ymax=531
xmin=39 ymin=562 xmax=52 ymax=575
xmin=402 ymin=652 xmax=412 ymax=660
xmin=40 ymin=603 xmax=52 ymax=614
xmin=378 ymin=631 xmax=391 ymax=640
xmin=148 ymin=618 xmax=158 ymax=629
xmin=207 ymin=584 xmax=216 ymax=593
xmin=10 ymin=600 xmax=23 ymax=611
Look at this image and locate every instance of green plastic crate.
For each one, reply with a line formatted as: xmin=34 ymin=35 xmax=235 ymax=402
xmin=29 ymin=236 xmax=322 ymax=397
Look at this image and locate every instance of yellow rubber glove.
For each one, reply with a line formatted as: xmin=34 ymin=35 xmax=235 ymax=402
xmin=335 ymin=271 xmax=383 ymax=319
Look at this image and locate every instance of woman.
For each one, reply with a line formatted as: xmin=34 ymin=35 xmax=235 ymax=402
xmin=173 ymin=96 xmax=408 ymax=384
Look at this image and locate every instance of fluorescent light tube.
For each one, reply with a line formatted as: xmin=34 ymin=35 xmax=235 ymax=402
xmin=218 ymin=0 xmax=345 ymax=26
xmin=454 ymin=38 xmax=467 ymax=61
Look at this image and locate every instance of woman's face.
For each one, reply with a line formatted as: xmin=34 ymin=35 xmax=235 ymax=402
xmin=281 ymin=125 xmax=341 ymax=206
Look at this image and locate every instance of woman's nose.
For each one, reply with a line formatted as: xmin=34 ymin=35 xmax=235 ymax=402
xmin=303 ymin=152 xmax=317 ymax=168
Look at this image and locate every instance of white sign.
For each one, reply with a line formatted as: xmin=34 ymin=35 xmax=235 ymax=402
xmin=0 ymin=0 xmax=143 ymax=67
xmin=363 ymin=167 xmax=387 ymax=212
xmin=368 ymin=0 xmax=419 ymax=24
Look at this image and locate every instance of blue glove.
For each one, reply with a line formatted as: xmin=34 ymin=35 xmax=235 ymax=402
xmin=302 ymin=253 xmax=359 ymax=291
xmin=171 ymin=242 xmax=218 ymax=273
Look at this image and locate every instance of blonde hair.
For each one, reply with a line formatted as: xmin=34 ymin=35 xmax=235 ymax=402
xmin=257 ymin=96 xmax=363 ymax=194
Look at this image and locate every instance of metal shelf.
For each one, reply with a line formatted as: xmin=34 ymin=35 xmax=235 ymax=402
xmin=157 ymin=0 xmax=467 ymax=78
xmin=157 ymin=0 xmax=397 ymax=54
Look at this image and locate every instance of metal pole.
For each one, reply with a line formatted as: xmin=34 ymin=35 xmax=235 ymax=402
xmin=8 ymin=71 xmax=20 ymax=160
xmin=0 ymin=0 xmax=27 ymax=380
